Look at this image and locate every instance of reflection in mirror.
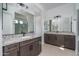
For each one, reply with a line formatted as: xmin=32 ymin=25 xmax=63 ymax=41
xmin=14 ymin=12 xmax=34 ymax=34
xmin=44 ymin=17 xmax=72 ymax=33
xmin=14 ymin=12 xmax=28 ymax=34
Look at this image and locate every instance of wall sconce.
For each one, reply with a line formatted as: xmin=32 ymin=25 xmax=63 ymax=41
xmin=26 ymin=6 xmax=28 ymax=9
xmin=54 ymin=15 xmax=61 ymax=19
xmin=17 ymin=3 xmax=28 ymax=9
xmin=18 ymin=3 xmax=25 ymax=7
xmin=2 ymin=3 xmax=7 ymax=11
xmin=2 ymin=3 xmax=8 ymax=30
xmin=13 ymin=20 xmax=19 ymax=24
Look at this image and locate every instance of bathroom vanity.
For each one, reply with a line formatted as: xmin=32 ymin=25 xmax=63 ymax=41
xmin=44 ymin=32 xmax=75 ymax=50
xmin=3 ymin=34 xmax=41 ymax=56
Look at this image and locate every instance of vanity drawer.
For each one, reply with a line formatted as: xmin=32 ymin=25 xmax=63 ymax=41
xmin=20 ymin=37 xmax=41 ymax=47
xmin=3 ymin=43 xmax=19 ymax=52
xmin=3 ymin=43 xmax=19 ymax=56
xmin=20 ymin=39 xmax=32 ymax=46
xmin=64 ymin=35 xmax=75 ymax=50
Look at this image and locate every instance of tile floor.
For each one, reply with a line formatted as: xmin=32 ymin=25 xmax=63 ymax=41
xmin=39 ymin=44 xmax=75 ymax=56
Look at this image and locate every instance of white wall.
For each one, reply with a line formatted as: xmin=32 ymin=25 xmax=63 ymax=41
xmin=0 ymin=3 xmax=2 ymax=56
xmin=46 ymin=4 xmax=77 ymax=34
xmin=47 ymin=4 xmax=74 ymax=18
xmin=3 ymin=12 xmax=13 ymax=34
xmin=3 ymin=4 xmax=18 ymax=34
xmin=75 ymin=3 xmax=79 ymax=55
xmin=34 ymin=16 xmax=42 ymax=35
xmin=41 ymin=11 xmax=46 ymax=44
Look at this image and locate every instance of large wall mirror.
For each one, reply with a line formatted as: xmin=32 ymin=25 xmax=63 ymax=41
xmin=2 ymin=3 xmax=34 ymax=35
xmin=44 ymin=16 xmax=72 ymax=33
xmin=14 ymin=12 xmax=34 ymax=34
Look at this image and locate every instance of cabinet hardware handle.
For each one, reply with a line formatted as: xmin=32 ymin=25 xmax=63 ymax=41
xmin=29 ymin=45 xmax=33 ymax=51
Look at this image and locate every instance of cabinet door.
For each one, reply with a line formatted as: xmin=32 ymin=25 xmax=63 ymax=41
xmin=64 ymin=35 xmax=75 ymax=50
xmin=47 ymin=34 xmax=57 ymax=46
xmin=30 ymin=40 xmax=41 ymax=56
xmin=20 ymin=37 xmax=41 ymax=56
xmin=4 ymin=49 xmax=19 ymax=56
xmin=44 ymin=34 xmax=49 ymax=43
xmin=57 ymin=35 xmax=64 ymax=47
xmin=20 ymin=44 xmax=30 ymax=56
xmin=3 ymin=43 xmax=19 ymax=56
xmin=35 ymin=37 xmax=41 ymax=55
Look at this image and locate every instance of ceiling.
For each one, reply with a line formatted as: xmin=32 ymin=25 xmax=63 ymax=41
xmin=40 ymin=3 xmax=67 ymax=11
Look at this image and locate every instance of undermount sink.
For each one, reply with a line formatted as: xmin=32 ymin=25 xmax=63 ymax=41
xmin=22 ymin=36 xmax=32 ymax=39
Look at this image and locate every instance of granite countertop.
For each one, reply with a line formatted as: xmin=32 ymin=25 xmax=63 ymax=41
xmin=3 ymin=34 xmax=41 ymax=46
xmin=45 ymin=32 xmax=75 ymax=35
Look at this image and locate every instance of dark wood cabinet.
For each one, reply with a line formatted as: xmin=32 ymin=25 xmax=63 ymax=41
xmin=19 ymin=39 xmax=33 ymax=56
xmin=48 ymin=34 xmax=57 ymax=46
xmin=20 ymin=44 xmax=30 ymax=56
xmin=56 ymin=35 xmax=64 ymax=47
xmin=64 ymin=35 xmax=75 ymax=50
xmin=3 ymin=49 xmax=19 ymax=56
xmin=30 ymin=38 xmax=41 ymax=56
xmin=44 ymin=34 xmax=75 ymax=50
xmin=44 ymin=34 xmax=49 ymax=43
xmin=44 ymin=34 xmax=57 ymax=46
xmin=44 ymin=34 xmax=64 ymax=47
xmin=3 ymin=43 xmax=19 ymax=56
xmin=20 ymin=37 xmax=41 ymax=56
xmin=3 ymin=37 xmax=41 ymax=56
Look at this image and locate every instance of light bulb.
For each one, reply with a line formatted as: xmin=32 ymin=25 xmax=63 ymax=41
xmin=13 ymin=20 xmax=18 ymax=24
xmin=19 ymin=21 xmax=23 ymax=24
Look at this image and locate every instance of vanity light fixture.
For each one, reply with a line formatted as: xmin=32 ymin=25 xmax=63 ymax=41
xmin=19 ymin=20 xmax=23 ymax=24
xmin=26 ymin=6 xmax=28 ymax=9
xmin=13 ymin=20 xmax=18 ymax=24
xmin=54 ymin=15 xmax=61 ymax=19
xmin=18 ymin=3 xmax=25 ymax=7
xmin=17 ymin=3 xmax=28 ymax=9
xmin=2 ymin=3 xmax=7 ymax=11
xmin=52 ymin=20 xmax=56 ymax=22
